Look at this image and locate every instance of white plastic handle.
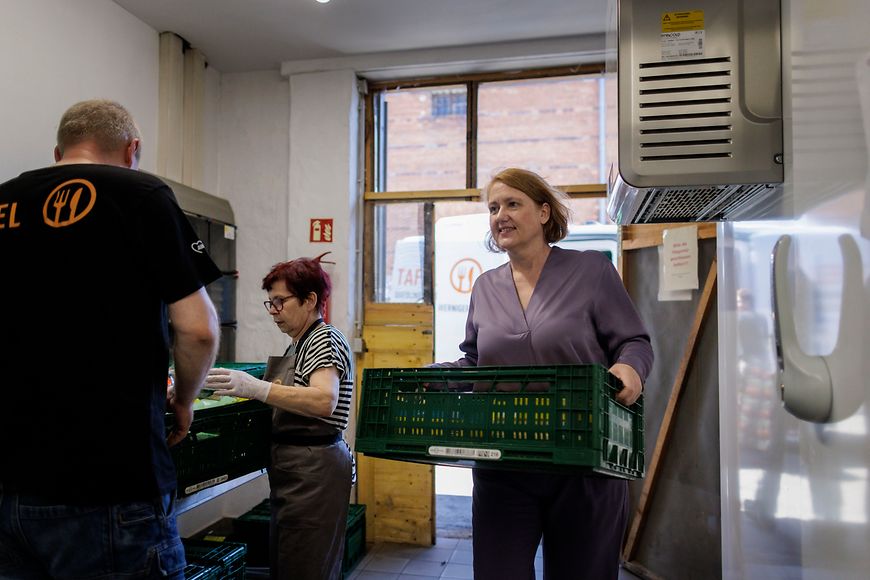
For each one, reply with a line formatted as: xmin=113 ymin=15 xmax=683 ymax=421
xmin=771 ymin=234 xmax=864 ymax=423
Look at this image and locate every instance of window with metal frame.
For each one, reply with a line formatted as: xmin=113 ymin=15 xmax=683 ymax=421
xmin=363 ymin=65 xmax=611 ymax=306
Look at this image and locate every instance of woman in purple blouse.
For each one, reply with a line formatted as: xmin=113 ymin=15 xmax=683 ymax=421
xmin=437 ymin=168 xmax=653 ymax=580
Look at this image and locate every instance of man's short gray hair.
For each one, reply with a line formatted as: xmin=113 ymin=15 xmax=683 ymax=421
xmin=56 ymin=99 xmax=141 ymax=162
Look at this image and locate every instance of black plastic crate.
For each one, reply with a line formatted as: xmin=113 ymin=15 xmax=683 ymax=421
xmin=205 ymin=274 xmax=237 ymax=325
xmin=356 ymin=364 xmax=644 ymax=479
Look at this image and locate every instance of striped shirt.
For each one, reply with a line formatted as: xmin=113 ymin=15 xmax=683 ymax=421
xmin=293 ymin=323 xmax=354 ymax=431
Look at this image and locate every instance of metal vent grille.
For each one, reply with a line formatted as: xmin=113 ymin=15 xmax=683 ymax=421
xmin=637 ymin=57 xmax=733 ymax=162
xmin=635 ymin=183 xmax=779 ymax=223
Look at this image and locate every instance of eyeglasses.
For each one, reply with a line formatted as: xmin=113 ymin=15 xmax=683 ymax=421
xmin=263 ymin=295 xmax=296 ymax=313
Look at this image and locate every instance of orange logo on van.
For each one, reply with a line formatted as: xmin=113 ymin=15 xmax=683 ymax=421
xmin=43 ymin=179 xmax=96 ymax=228
xmin=450 ymin=258 xmax=483 ymax=294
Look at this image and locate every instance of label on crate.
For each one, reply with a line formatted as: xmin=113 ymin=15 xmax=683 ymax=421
xmin=428 ymin=446 xmax=502 ymax=460
xmin=184 ymin=474 xmax=229 ymax=495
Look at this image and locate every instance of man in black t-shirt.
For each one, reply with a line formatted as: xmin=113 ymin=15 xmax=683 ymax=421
xmin=0 ymin=100 xmax=221 ymax=579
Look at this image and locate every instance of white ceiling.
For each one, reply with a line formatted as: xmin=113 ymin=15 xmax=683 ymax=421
xmin=113 ymin=0 xmax=608 ymax=73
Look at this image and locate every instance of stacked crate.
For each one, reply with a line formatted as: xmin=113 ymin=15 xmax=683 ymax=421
xmin=166 ymin=362 xmax=271 ymax=496
xmin=182 ymin=563 xmax=220 ymax=580
xmin=343 ymin=504 xmax=367 ymax=577
xmin=182 ymin=538 xmax=247 ymax=579
xmin=231 ymin=499 xmax=270 ymax=567
xmin=231 ymin=501 xmax=367 ymax=577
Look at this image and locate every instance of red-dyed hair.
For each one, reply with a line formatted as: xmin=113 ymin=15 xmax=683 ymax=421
xmin=262 ymin=252 xmax=333 ymax=315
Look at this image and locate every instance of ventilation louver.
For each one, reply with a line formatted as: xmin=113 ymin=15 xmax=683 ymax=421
xmin=637 ymin=57 xmax=733 ymax=163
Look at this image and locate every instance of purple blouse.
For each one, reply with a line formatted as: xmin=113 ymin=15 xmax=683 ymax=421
xmin=442 ymin=246 xmax=653 ymax=381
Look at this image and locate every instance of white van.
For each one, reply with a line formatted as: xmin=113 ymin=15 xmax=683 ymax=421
xmin=387 ymin=213 xmax=618 ymax=362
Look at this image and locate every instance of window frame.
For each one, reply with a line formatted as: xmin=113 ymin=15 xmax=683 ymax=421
xmin=363 ymin=64 xmax=608 ymax=304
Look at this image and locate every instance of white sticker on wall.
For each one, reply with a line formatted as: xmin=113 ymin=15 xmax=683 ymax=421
xmin=662 ymin=30 xmax=705 ymax=60
xmin=661 ymin=10 xmax=705 ymax=61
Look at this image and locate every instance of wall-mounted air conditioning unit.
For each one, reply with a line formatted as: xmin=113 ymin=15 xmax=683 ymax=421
xmin=606 ymin=0 xmax=784 ymax=224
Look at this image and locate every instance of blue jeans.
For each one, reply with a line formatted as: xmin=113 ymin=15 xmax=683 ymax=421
xmin=0 ymin=491 xmax=185 ymax=580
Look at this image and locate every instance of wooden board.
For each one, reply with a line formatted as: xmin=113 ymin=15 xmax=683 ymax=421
xmin=356 ymin=302 xmax=436 ymax=546
xmin=621 ymin=223 xmax=717 ymax=251
xmin=364 ymin=302 xmax=433 ymax=326
xmin=362 ymin=325 xmax=433 ymax=352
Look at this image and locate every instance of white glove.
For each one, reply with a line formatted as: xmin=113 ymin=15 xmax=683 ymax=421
xmin=204 ymin=368 xmax=272 ymax=402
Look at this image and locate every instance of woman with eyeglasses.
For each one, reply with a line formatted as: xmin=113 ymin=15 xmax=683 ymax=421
xmin=204 ymin=254 xmax=354 ymax=580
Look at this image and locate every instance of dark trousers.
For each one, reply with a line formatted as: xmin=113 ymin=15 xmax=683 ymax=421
xmin=268 ymin=441 xmax=353 ymax=580
xmin=0 ymin=491 xmax=183 ymax=579
xmin=472 ymin=469 xmax=629 ymax=580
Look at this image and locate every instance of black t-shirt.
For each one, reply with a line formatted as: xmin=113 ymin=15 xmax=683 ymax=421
xmin=0 ymin=164 xmax=221 ymax=503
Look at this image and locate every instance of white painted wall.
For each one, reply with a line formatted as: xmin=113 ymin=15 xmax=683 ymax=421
xmin=201 ymin=64 xmax=223 ymax=197
xmin=0 ymin=0 xmax=364 ymax=368
xmin=209 ymin=69 xmax=362 ymax=364
xmin=0 ymin=0 xmax=159 ymax=178
xmin=287 ymin=70 xmax=361 ymax=340
xmin=215 ymin=70 xmax=291 ymax=360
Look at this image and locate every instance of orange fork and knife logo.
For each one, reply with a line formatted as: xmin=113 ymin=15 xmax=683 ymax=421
xmin=43 ymin=179 xmax=96 ymax=228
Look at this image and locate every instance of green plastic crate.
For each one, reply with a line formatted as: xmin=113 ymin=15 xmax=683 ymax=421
xmin=231 ymin=499 xmax=270 ymax=567
xmin=167 ymin=398 xmax=272 ymax=496
xmin=182 ymin=563 xmax=220 ymax=580
xmin=231 ymin=501 xmax=367 ymax=577
xmin=356 ymin=364 xmax=644 ymax=479
xmin=343 ymin=504 xmax=367 ymax=578
xmin=213 ymin=361 xmax=268 ymax=379
xmin=182 ymin=538 xmax=246 ymax=580
xmin=194 ymin=361 xmax=269 ymax=403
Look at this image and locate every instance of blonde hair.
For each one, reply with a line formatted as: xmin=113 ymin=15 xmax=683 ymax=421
xmin=56 ymin=99 xmax=141 ymax=162
xmin=483 ymin=168 xmax=570 ymax=252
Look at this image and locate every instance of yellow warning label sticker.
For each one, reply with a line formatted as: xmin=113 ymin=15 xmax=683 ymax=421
xmin=662 ymin=10 xmax=705 ymax=33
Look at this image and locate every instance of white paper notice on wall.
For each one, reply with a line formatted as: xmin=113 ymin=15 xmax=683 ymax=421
xmin=658 ymin=225 xmax=698 ymax=301
xmin=657 ymin=246 xmax=693 ymax=301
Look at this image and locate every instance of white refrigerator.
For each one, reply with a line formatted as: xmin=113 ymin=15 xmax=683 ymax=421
xmin=717 ymin=0 xmax=870 ymax=577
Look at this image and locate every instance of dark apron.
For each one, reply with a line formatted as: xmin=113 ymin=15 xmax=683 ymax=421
xmin=264 ymin=329 xmax=341 ymax=443
xmin=263 ymin=328 xmax=353 ymax=580
xmin=263 ymin=351 xmax=295 ymax=386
